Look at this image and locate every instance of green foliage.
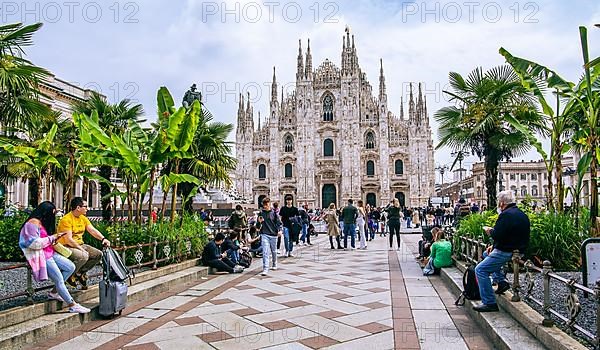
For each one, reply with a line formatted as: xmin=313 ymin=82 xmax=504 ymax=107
xmin=0 ymin=212 xmax=28 ymax=262
xmin=83 ymin=214 xmax=208 ymax=267
xmin=456 ymin=210 xmax=592 ymax=271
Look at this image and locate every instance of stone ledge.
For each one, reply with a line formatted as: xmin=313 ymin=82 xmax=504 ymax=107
xmin=0 ymin=258 xmax=201 ymax=330
xmin=442 ymin=261 xmax=587 ymax=350
xmin=0 ymin=260 xmax=208 ymax=350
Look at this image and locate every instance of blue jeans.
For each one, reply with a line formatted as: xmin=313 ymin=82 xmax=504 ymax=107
xmin=300 ymin=224 xmax=308 ymax=243
xmin=261 ymin=234 xmax=278 ymax=272
xmin=283 ymin=227 xmax=293 ymax=253
xmin=475 ymin=249 xmax=513 ymax=305
xmin=343 ymin=223 xmax=356 ymax=249
xmin=47 ymin=253 xmax=75 ymax=304
xmin=227 ymin=249 xmax=240 ymax=264
xmin=406 ymin=217 xmax=411 ymax=228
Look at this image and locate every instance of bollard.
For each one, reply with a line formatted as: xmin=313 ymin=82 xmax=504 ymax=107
xmin=542 ymin=260 xmax=554 ymax=327
xmin=511 ymin=250 xmax=521 ymax=302
xmin=26 ymin=267 xmax=34 ymax=304
xmin=121 ymin=242 xmax=127 ymax=265
xmin=152 ymin=239 xmax=158 ymax=270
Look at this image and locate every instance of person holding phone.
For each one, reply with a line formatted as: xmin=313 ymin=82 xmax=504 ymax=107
xmin=57 ymin=197 xmax=111 ymax=290
xmin=19 ymin=201 xmax=90 ymax=313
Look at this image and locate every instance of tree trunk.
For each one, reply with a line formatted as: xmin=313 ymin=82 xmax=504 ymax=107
xmin=37 ymin=174 xmax=43 ymax=206
xmin=113 ymin=192 xmax=118 ymax=222
xmin=555 ymin=147 xmax=564 ymax=213
xmin=125 ymin=177 xmax=133 ymax=222
xmin=28 ymin=177 xmax=38 ymax=208
xmin=147 ymin=168 xmax=155 ymax=226
xmin=45 ymin=168 xmax=51 ymax=201
xmin=160 ymin=189 xmax=167 ymax=221
xmin=136 ymin=184 xmax=142 ymax=225
xmin=484 ymin=147 xmax=500 ymax=209
xmin=64 ymin=151 xmax=76 ymax=210
xmin=546 ymin=167 xmax=554 ymax=212
xmin=590 ymin=153 xmax=599 ymax=236
xmin=170 ymin=159 xmax=180 ymax=222
xmin=82 ymin=177 xmax=89 ymax=204
xmin=99 ymin=166 xmax=112 ymax=222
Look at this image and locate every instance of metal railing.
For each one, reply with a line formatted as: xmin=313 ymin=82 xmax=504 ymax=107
xmin=453 ymin=235 xmax=600 ymax=349
xmin=0 ymin=237 xmax=200 ymax=306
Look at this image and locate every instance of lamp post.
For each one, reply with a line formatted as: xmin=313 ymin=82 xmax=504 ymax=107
xmin=436 ymin=164 xmax=448 ymax=205
xmin=451 ymin=150 xmax=465 ymax=198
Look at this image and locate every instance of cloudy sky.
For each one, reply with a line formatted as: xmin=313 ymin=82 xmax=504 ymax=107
xmin=11 ymin=0 xmax=600 ymax=182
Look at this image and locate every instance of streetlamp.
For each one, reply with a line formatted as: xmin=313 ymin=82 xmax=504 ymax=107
xmin=436 ymin=164 xmax=448 ymax=205
xmin=451 ymin=150 xmax=465 ymax=199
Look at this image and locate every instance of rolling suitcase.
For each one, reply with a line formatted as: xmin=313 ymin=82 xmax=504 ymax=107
xmin=99 ymin=247 xmax=133 ymax=317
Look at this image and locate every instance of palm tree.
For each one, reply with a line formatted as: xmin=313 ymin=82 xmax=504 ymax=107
xmin=71 ymin=92 xmax=143 ymax=220
xmin=0 ymin=22 xmax=51 ymax=130
xmin=435 ymin=66 xmax=544 ymax=208
xmin=179 ymin=107 xmax=237 ymax=213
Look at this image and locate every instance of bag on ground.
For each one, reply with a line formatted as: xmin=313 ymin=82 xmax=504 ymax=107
xmin=454 ymin=265 xmax=481 ymax=306
xmin=99 ymin=247 xmax=132 ymax=317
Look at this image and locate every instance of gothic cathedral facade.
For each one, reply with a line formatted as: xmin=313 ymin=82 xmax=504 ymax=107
xmin=235 ymin=29 xmax=435 ymax=209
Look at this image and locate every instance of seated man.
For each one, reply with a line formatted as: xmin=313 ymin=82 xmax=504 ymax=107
xmin=57 ymin=197 xmax=110 ymax=289
xmin=423 ymin=228 xmax=452 ymax=275
xmin=202 ymin=232 xmax=243 ymax=274
xmin=417 ymin=226 xmax=437 ymax=260
xmin=474 ymin=190 xmax=530 ymax=312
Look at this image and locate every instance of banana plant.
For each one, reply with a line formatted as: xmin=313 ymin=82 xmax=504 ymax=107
xmin=0 ymin=123 xmax=62 ymax=205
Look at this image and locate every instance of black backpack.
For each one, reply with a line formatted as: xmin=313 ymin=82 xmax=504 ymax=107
xmin=455 ymin=265 xmax=481 ymax=305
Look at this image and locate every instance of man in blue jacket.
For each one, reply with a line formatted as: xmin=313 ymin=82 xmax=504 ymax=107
xmin=474 ymin=190 xmax=530 ymax=312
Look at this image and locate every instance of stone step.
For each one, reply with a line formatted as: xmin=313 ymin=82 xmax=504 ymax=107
xmin=0 ymin=262 xmax=208 ymax=350
xmin=440 ymin=266 xmax=548 ymax=350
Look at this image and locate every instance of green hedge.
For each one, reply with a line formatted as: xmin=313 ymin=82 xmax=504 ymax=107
xmin=0 ymin=211 xmax=208 ymax=265
xmin=455 ymin=209 xmax=592 ymax=271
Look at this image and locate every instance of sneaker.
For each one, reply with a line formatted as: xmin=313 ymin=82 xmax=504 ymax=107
xmin=69 ymin=303 xmax=91 ymax=314
xmin=495 ymin=281 xmax=511 ymax=295
xmin=66 ymin=276 xmax=78 ymax=288
xmin=261 ymin=270 xmax=268 ymax=276
xmin=288 ymin=252 xmax=294 ymax=257
xmin=48 ymin=292 xmax=64 ymax=302
xmin=271 ymin=266 xmax=278 ymax=271
xmin=233 ymin=265 xmax=244 ymax=273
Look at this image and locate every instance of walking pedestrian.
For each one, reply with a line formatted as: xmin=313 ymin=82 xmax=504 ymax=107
xmin=325 ymin=203 xmax=342 ymax=249
xmin=341 ymin=199 xmax=358 ymax=250
xmin=357 ymin=200 xmax=367 ymax=249
xmin=386 ymin=199 xmax=402 ymax=250
xmin=256 ymin=197 xmax=283 ymax=276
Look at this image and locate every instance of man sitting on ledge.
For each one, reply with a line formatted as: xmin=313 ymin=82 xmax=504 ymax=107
xmin=474 ymin=190 xmax=530 ymax=312
xmin=202 ymin=232 xmax=244 ymax=274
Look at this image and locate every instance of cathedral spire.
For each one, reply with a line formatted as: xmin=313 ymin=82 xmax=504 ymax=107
xmin=409 ymin=83 xmax=415 ymax=122
xmin=416 ymin=82 xmax=423 ymax=125
xmin=296 ymin=39 xmax=303 ymax=81
xmin=378 ymin=58 xmax=386 ymax=101
xmin=305 ymin=39 xmax=312 ymax=80
xmin=400 ymin=96 xmax=404 ymax=119
xmin=271 ymin=66 xmax=278 ymax=103
xmin=236 ymin=93 xmax=245 ymax=134
xmin=258 ymin=111 xmax=261 ymax=130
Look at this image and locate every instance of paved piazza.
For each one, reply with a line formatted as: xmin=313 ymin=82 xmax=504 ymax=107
xmin=35 ymin=234 xmax=493 ymax=350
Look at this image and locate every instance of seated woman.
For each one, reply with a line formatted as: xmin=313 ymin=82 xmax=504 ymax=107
xmin=19 ymin=201 xmax=90 ymax=313
xmin=245 ymin=226 xmax=262 ymax=256
xmin=423 ymin=228 xmax=453 ymax=276
xmin=223 ymin=231 xmax=250 ymax=268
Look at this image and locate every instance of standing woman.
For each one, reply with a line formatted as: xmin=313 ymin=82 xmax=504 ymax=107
xmin=19 ymin=201 xmax=90 ymax=313
xmin=325 ymin=203 xmax=342 ymax=249
xmin=386 ymin=199 xmax=402 ymax=250
xmin=411 ymin=208 xmax=420 ymax=229
xmin=356 ymin=200 xmax=367 ymax=249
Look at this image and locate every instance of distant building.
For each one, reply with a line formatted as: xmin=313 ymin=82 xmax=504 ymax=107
xmin=235 ymin=29 xmax=435 ymax=209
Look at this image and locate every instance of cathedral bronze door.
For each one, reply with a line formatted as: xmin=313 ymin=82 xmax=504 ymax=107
xmin=321 ymin=184 xmax=336 ymax=209
xmin=366 ymin=193 xmax=376 ymax=207
xmin=395 ymin=192 xmax=405 ymax=207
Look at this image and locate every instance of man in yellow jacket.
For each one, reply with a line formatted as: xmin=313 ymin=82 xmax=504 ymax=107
xmin=57 ymin=197 xmax=110 ymax=289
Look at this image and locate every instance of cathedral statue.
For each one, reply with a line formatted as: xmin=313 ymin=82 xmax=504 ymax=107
xmin=182 ymin=83 xmax=202 ymax=108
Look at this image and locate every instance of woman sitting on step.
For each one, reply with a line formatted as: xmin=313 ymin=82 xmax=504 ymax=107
xmin=422 ymin=227 xmax=453 ymax=276
xmin=19 ymin=201 xmax=90 ymax=313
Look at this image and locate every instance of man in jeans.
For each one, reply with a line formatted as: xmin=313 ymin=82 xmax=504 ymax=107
xmin=256 ymin=197 xmax=282 ymax=276
xmin=202 ymin=232 xmax=243 ymax=274
xmin=299 ymin=204 xmax=311 ymax=245
xmin=474 ymin=190 xmax=530 ymax=312
xmin=341 ymin=199 xmax=358 ymax=250
xmin=58 ymin=197 xmax=110 ymax=289
xmin=279 ymin=195 xmax=299 ymax=257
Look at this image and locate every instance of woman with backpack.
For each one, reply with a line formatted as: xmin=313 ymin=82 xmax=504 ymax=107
xmin=19 ymin=201 xmax=90 ymax=313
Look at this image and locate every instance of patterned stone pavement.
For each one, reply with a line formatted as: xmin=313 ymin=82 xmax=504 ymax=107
xmin=34 ymin=232 xmax=494 ymax=350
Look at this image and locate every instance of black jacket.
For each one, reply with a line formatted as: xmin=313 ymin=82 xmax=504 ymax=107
xmin=256 ymin=209 xmax=282 ymax=236
xmin=279 ymin=206 xmax=299 ymax=229
xmin=203 ymin=240 xmax=221 ymax=263
xmin=491 ymin=203 xmax=530 ymax=253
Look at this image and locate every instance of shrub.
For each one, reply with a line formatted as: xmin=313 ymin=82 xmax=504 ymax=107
xmin=0 ymin=212 xmax=28 ymax=262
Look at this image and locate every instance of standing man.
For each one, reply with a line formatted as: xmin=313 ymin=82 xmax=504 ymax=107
xmin=341 ymin=199 xmax=358 ymax=250
xmin=474 ymin=190 xmax=530 ymax=312
xmin=256 ymin=197 xmax=282 ymax=276
xmin=299 ymin=204 xmax=312 ymax=245
xmin=279 ymin=195 xmax=299 ymax=257
xmin=58 ymin=197 xmax=110 ymax=290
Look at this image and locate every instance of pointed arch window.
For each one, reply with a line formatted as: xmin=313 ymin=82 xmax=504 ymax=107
xmin=366 ymin=160 xmax=375 ymax=176
xmin=365 ymin=131 xmax=375 ymax=149
xmin=322 ymin=94 xmax=334 ymax=121
xmin=323 ymin=138 xmax=334 ymax=157
xmin=284 ymin=135 xmax=294 ymax=152
xmin=284 ymin=163 xmax=293 ymax=178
